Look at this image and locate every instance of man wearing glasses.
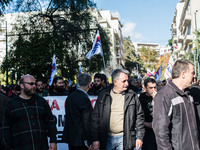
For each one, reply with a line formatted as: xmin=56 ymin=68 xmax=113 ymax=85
xmin=1 ymin=75 xmax=57 ymax=150
xmin=139 ymin=77 xmax=157 ymax=150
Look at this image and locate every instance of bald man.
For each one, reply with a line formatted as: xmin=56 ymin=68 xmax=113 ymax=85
xmin=1 ymin=75 xmax=57 ymax=150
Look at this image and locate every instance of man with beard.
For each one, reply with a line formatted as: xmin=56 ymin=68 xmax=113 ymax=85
xmin=1 ymin=75 xmax=57 ymax=150
xmin=49 ymin=77 xmax=69 ymax=96
xmin=35 ymin=79 xmax=48 ymax=97
xmin=88 ymin=73 xmax=105 ymax=95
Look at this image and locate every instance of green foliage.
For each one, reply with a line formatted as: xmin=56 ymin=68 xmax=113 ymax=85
xmin=1 ymin=0 xmax=111 ymax=82
xmin=0 ymin=0 xmax=12 ymax=15
xmin=1 ymin=32 xmax=54 ymax=78
xmin=124 ymin=36 xmax=141 ymax=76
xmin=138 ymin=46 xmax=159 ymax=74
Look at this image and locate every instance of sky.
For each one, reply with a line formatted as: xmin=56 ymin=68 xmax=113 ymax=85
xmin=94 ymin=0 xmax=180 ymax=46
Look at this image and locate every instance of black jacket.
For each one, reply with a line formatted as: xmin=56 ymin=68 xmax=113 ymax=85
xmin=91 ymin=86 xmax=145 ymax=150
xmin=153 ymin=80 xmax=200 ymax=150
xmin=62 ymin=89 xmax=93 ymax=146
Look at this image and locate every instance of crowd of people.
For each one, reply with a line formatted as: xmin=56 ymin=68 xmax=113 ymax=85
xmin=0 ymin=59 xmax=200 ymax=150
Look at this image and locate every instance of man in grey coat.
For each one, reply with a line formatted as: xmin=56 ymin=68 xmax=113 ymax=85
xmin=153 ymin=59 xmax=199 ymax=150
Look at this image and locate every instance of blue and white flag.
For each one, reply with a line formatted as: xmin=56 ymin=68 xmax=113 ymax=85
xmin=164 ymin=55 xmax=176 ymax=79
xmin=136 ymin=64 xmax=142 ymax=79
xmin=86 ymin=31 xmax=103 ymax=59
xmin=49 ymin=54 xmax=57 ymax=86
xmin=68 ymin=78 xmax=72 ymax=86
xmin=155 ymin=63 xmax=162 ymax=80
xmin=79 ymin=64 xmax=82 ymax=74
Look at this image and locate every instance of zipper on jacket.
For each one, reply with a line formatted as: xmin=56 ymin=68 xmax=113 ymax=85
xmin=183 ymin=100 xmax=195 ymax=150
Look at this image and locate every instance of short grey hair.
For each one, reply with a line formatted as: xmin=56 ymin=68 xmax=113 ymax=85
xmin=77 ymin=73 xmax=92 ymax=88
xmin=111 ymin=68 xmax=129 ymax=83
xmin=172 ymin=59 xmax=193 ymax=79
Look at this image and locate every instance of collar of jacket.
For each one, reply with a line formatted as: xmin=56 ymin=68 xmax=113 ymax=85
xmin=168 ymin=80 xmax=190 ymax=96
xmin=103 ymin=84 xmax=136 ymax=101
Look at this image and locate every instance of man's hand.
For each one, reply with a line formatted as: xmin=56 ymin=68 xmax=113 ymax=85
xmin=92 ymin=141 xmax=100 ymax=150
xmin=49 ymin=143 xmax=57 ymax=150
xmin=136 ymin=139 xmax=143 ymax=150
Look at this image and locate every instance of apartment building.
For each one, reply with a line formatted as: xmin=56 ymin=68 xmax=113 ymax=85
xmin=133 ymin=42 xmax=160 ymax=55
xmin=171 ymin=0 xmax=200 ymax=54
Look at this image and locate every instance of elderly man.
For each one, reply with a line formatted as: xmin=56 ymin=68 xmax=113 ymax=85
xmin=153 ymin=59 xmax=199 ymax=150
xmin=1 ymin=75 xmax=57 ymax=150
xmin=63 ymin=73 xmax=93 ymax=150
xmin=91 ymin=68 xmax=145 ymax=150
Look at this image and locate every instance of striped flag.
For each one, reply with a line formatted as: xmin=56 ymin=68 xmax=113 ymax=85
xmin=164 ymin=55 xmax=176 ymax=79
xmin=48 ymin=54 xmax=57 ymax=86
xmin=86 ymin=31 xmax=103 ymax=59
xmin=155 ymin=63 xmax=162 ymax=80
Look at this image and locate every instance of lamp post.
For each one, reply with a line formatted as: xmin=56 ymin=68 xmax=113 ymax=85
xmin=195 ymin=10 xmax=199 ymax=79
xmin=5 ymin=21 xmax=8 ymax=87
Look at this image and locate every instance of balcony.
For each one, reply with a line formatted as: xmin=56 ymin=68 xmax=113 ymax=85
xmin=178 ymin=35 xmax=184 ymax=43
xmin=184 ymin=34 xmax=193 ymax=44
xmin=183 ymin=13 xmax=191 ymax=26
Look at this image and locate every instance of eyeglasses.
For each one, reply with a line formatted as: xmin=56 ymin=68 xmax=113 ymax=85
xmin=22 ymin=82 xmax=36 ymax=86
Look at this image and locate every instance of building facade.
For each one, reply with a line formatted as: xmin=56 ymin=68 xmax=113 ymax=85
xmin=171 ymin=0 xmax=200 ymax=54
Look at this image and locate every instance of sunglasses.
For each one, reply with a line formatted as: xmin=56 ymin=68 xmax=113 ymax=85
xmin=22 ymin=82 xmax=36 ymax=86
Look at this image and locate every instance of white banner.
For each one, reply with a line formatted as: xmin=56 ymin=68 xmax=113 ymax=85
xmin=44 ymin=96 xmax=98 ymax=150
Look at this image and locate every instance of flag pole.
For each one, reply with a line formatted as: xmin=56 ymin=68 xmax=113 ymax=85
xmin=102 ymin=53 xmax=107 ymax=77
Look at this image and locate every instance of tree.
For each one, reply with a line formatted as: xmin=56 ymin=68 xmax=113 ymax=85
xmin=0 ymin=0 xmax=12 ymax=15
xmin=1 ymin=0 xmax=111 ymax=81
xmin=138 ymin=46 xmax=159 ymax=75
xmin=123 ymin=36 xmax=142 ymax=77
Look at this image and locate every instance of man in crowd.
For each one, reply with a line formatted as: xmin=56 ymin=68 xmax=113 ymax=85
xmin=88 ymin=73 xmax=105 ymax=95
xmin=1 ymin=75 xmax=57 ymax=150
xmin=139 ymin=78 xmax=157 ymax=150
xmin=49 ymin=76 xmax=69 ymax=96
xmin=91 ymin=68 xmax=145 ymax=150
xmin=35 ymin=79 xmax=48 ymax=97
xmin=153 ymin=59 xmax=199 ymax=150
xmin=63 ymin=73 xmax=93 ymax=150
xmin=0 ymin=93 xmax=10 ymax=150
xmin=101 ymin=73 xmax=108 ymax=87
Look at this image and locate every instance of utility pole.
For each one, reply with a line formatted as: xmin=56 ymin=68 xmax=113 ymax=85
xmin=195 ymin=10 xmax=199 ymax=79
xmin=6 ymin=21 xmax=8 ymax=87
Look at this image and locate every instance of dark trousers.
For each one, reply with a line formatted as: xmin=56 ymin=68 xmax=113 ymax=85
xmin=68 ymin=144 xmax=88 ymax=150
xmin=0 ymin=143 xmax=5 ymax=150
xmin=142 ymin=128 xmax=157 ymax=150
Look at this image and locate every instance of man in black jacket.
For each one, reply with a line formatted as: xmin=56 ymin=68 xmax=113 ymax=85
xmin=139 ymin=78 xmax=157 ymax=150
xmin=153 ymin=59 xmax=199 ymax=150
xmin=62 ymin=73 xmax=93 ymax=150
xmin=0 ymin=93 xmax=10 ymax=150
xmin=91 ymin=68 xmax=145 ymax=150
